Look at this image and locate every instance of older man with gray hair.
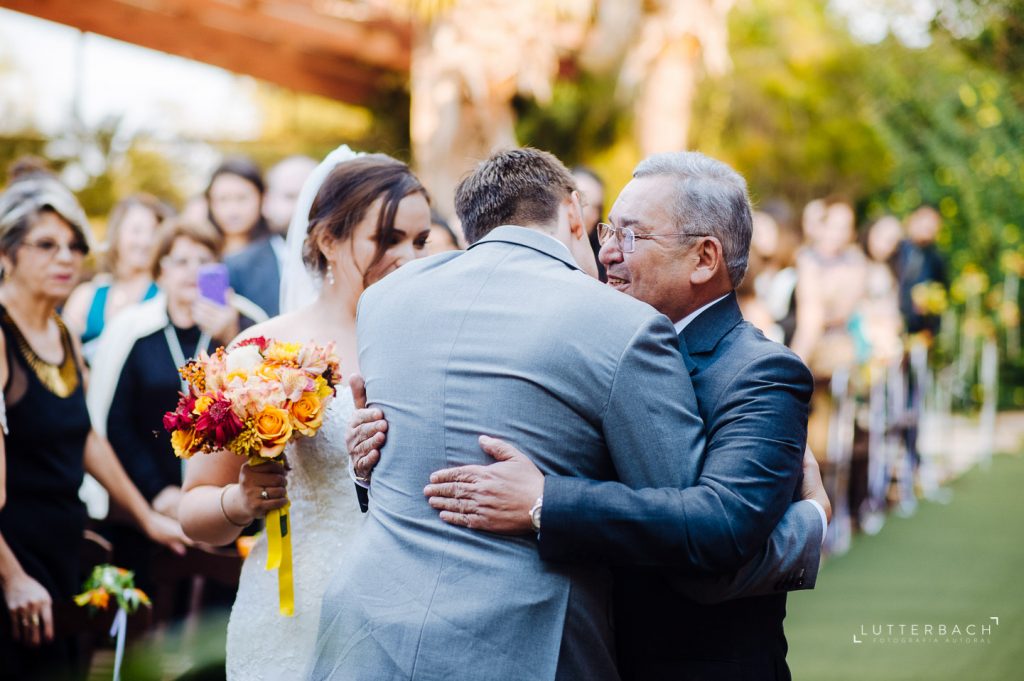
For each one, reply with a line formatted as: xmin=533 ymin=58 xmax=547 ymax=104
xmin=349 ymin=150 xmax=828 ymax=680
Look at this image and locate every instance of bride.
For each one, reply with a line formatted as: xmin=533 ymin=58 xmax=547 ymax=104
xmin=178 ymin=147 xmax=432 ymax=679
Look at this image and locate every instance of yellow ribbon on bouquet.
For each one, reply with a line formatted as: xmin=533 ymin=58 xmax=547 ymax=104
xmin=265 ymin=503 xmax=294 ymax=617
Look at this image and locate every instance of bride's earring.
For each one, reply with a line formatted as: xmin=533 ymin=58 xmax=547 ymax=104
xmin=326 ymin=263 xmax=335 ymax=286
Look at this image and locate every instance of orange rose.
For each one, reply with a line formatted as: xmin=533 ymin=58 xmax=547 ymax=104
xmin=253 ymin=405 xmax=293 ymax=458
xmin=289 ymin=392 xmax=323 ymax=437
xmin=171 ymin=429 xmax=200 ymax=459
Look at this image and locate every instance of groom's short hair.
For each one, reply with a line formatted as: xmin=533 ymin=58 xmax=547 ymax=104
xmin=455 ymin=148 xmax=577 ymax=245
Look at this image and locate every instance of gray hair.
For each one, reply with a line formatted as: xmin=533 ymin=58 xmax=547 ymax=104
xmin=0 ymin=175 xmax=93 ymax=259
xmin=633 ymin=152 xmax=752 ymax=288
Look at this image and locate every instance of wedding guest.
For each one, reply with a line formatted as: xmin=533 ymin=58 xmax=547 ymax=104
xmin=791 ymin=197 xmax=868 ymax=461
xmin=572 ymin=166 xmax=606 ymax=281
xmin=856 ymin=215 xmax=904 ymax=364
xmin=896 ymin=205 xmax=947 ymax=338
xmin=4 ymin=156 xmax=55 ymax=188
xmin=86 ymin=219 xmax=266 ymax=590
xmin=262 ymin=156 xmax=318 ymax=236
xmin=751 ymin=202 xmax=802 ymax=345
xmin=206 ymin=158 xmax=270 ymax=258
xmin=63 ymin=194 xmax=170 ymax=363
xmin=207 ymin=158 xmax=281 ymax=320
xmin=738 ymin=210 xmax=780 ymax=338
xmin=894 ymin=206 xmax=946 ymax=474
xmin=0 ymin=176 xmax=187 ymax=681
xmin=426 ymin=211 xmax=461 ymax=255
xmin=801 ymin=197 xmax=827 ymax=246
xmin=841 ymin=215 xmax=905 ymax=527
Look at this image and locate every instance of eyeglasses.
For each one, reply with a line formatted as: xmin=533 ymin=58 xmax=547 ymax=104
xmin=596 ymin=223 xmax=711 ymax=254
xmin=21 ymin=238 xmax=89 ymax=259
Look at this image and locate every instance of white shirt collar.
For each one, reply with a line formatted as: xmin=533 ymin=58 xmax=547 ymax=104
xmin=673 ymin=293 xmax=731 ymax=334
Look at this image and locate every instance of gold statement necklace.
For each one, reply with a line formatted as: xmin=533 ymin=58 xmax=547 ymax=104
xmin=2 ymin=308 xmax=79 ymax=397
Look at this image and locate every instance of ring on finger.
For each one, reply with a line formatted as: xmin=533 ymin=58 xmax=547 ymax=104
xmin=260 ymin=488 xmax=269 ymax=500
xmin=31 ymin=613 xmax=40 ymax=626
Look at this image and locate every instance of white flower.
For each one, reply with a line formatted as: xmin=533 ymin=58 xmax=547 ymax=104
xmin=226 ymin=345 xmax=263 ymax=374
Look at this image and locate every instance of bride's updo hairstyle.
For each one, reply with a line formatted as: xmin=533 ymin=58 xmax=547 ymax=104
xmin=303 ymin=154 xmax=429 ymax=287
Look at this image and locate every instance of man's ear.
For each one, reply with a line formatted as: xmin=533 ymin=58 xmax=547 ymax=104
xmin=567 ymin=190 xmax=586 ymax=240
xmin=0 ymin=252 xmax=14 ymax=279
xmin=689 ymin=237 xmax=724 ymax=286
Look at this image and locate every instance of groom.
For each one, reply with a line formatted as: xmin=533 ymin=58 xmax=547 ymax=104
xmin=348 ymin=151 xmax=826 ymax=679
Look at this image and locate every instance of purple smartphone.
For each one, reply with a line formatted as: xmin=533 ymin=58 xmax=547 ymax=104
xmin=197 ymin=263 xmax=229 ymax=305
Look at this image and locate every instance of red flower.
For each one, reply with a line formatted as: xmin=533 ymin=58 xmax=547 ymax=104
xmin=194 ymin=397 xmax=245 ymax=447
xmin=236 ymin=336 xmax=270 ymax=352
xmin=163 ymin=394 xmax=197 ymax=432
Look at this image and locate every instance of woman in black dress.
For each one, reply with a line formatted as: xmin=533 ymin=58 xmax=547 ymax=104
xmin=0 ymin=176 xmax=187 ymax=680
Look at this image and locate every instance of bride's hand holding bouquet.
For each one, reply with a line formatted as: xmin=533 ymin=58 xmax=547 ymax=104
xmin=223 ymin=458 xmax=290 ymax=527
xmin=165 ymin=335 xmax=341 ymax=616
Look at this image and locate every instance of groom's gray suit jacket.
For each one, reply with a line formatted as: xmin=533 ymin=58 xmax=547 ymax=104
xmin=311 ymin=226 xmax=707 ymax=681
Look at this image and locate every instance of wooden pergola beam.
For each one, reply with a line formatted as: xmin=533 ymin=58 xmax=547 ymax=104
xmin=0 ymin=0 xmax=412 ymax=104
xmin=160 ymin=0 xmax=412 ymax=72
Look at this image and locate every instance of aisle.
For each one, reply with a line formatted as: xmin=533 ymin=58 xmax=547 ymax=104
xmin=785 ymin=452 xmax=1024 ymax=680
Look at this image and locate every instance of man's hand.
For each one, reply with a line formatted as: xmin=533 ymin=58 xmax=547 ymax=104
xmin=345 ymin=374 xmax=387 ymax=482
xmin=801 ymin=447 xmax=832 ymax=524
xmin=423 ymin=436 xmax=544 ymax=535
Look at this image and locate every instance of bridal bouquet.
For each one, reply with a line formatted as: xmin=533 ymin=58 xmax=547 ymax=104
xmin=164 ymin=336 xmax=342 ymax=616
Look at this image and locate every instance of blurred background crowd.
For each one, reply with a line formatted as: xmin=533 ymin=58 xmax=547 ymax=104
xmin=0 ymin=0 xmax=1021 ymax=679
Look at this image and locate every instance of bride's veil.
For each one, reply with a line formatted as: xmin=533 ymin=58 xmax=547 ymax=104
xmin=279 ymin=144 xmax=365 ymax=314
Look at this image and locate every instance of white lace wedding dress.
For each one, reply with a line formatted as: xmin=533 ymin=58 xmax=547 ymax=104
xmin=225 ymin=388 xmax=364 ymax=679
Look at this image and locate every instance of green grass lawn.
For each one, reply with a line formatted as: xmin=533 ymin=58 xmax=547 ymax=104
xmin=786 ymin=452 xmax=1024 ymax=681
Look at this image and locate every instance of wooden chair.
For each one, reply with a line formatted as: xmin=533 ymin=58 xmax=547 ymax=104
xmin=51 ymin=530 xmax=119 ymax=667
xmin=148 ymin=544 xmax=243 ymax=628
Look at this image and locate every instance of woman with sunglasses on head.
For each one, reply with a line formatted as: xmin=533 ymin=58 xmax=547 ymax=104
xmin=0 ymin=176 xmax=188 ymax=681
